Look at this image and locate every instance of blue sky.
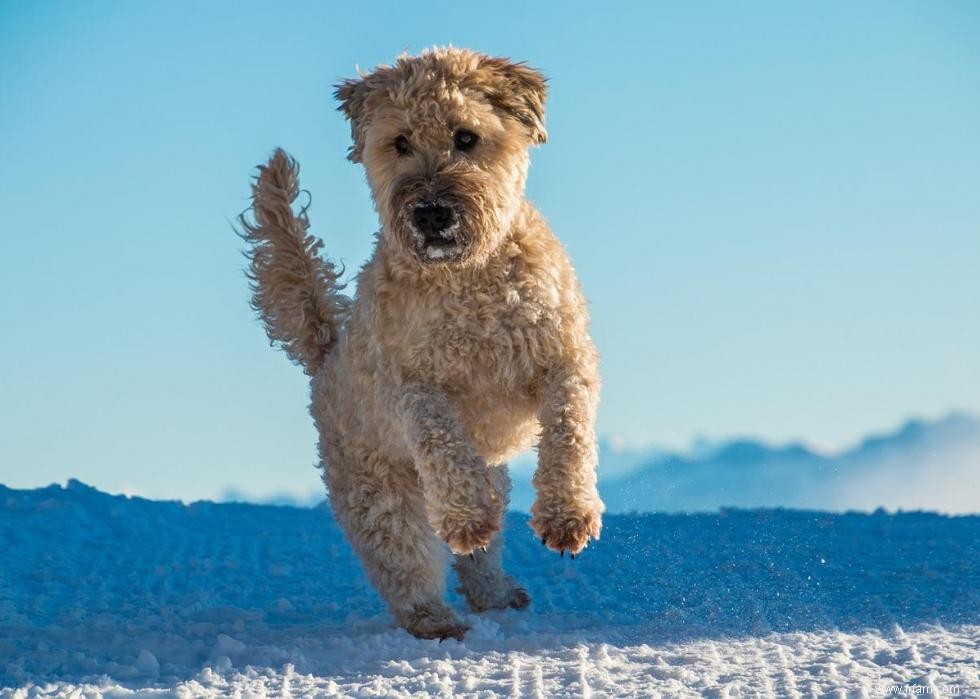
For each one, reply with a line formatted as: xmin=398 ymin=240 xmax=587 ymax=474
xmin=1 ymin=1 xmax=978 ymax=500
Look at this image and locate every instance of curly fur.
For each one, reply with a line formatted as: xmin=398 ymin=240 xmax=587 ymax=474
xmin=241 ymin=47 xmax=603 ymax=641
xmin=239 ymin=151 xmax=351 ymax=374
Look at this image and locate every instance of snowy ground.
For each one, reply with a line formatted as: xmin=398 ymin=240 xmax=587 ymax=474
xmin=2 ymin=481 xmax=978 ymax=697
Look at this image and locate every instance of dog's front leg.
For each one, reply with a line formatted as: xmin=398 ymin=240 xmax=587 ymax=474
xmin=397 ymin=384 xmax=503 ymax=555
xmin=531 ymin=360 xmax=605 ymax=556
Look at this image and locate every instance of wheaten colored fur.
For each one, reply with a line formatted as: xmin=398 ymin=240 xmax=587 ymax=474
xmin=241 ymin=47 xmax=603 ymax=641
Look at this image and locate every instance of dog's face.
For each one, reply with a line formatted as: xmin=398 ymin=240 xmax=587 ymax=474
xmin=336 ymin=48 xmax=547 ymax=268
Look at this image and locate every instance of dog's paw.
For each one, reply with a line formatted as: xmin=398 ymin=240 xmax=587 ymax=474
xmin=438 ymin=510 xmax=501 ymax=555
xmin=431 ymin=471 xmax=503 ymax=555
xmin=455 ymin=570 xmax=531 ymax=613
xmin=462 ymin=584 xmax=532 ymax=613
xmin=508 ymin=586 xmax=532 ymax=610
xmin=530 ymin=500 xmax=602 ymax=556
xmin=403 ymin=601 xmax=469 ymax=642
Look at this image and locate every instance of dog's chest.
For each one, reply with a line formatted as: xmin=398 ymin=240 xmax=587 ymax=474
xmin=385 ymin=275 xmax=559 ymax=395
xmin=442 ymin=291 xmax=553 ymax=388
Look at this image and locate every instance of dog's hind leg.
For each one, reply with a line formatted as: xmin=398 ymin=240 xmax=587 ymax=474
xmin=325 ymin=449 xmax=469 ymax=641
xmin=452 ymin=467 xmax=531 ymax=612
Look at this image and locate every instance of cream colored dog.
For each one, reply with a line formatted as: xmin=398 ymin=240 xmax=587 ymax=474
xmin=240 ymin=47 xmax=603 ymax=641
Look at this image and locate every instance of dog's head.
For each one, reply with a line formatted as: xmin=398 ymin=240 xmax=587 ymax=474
xmin=336 ymin=48 xmax=547 ymax=268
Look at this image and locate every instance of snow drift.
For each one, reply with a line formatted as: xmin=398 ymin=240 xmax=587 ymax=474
xmin=2 ymin=481 xmax=978 ymax=696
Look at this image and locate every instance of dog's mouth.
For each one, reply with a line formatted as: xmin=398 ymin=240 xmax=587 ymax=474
xmin=421 ymin=228 xmax=462 ymax=260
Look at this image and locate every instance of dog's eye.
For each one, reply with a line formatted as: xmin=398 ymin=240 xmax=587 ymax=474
xmin=394 ymin=135 xmax=411 ymax=156
xmin=453 ymin=129 xmax=478 ymax=152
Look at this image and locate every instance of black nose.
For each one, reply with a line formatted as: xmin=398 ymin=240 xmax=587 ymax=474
xmin=413 ymin=203 xmax=454 ymax=235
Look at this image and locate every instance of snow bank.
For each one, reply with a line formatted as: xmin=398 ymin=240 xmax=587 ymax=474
xmin=2 ymin=481 xmax=978 ymax=696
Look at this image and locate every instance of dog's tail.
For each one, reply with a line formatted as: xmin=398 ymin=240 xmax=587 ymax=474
xmin=239 ymin=149 xmax=351 ymax=375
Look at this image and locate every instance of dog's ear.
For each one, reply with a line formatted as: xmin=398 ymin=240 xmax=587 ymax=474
xmin=478 ymin=57 xmax=548 ymax=145
xmin=335 ymin=76 xmax=372 ymax=162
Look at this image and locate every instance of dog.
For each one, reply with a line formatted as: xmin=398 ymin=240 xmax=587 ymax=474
xmin=240 ymin=47 xmax=604 ymax=641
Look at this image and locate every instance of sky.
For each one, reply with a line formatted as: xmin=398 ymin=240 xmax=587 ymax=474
xmin=1 ymin=1 xmax=978 ymax=501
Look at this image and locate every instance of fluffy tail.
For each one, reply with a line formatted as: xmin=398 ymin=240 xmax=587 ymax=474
xmin=239 ymin=149 xmax=350 ymax=375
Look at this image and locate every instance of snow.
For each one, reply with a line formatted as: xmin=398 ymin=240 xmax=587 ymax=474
xmin=2 ymin=480 xmax=979 ymax=697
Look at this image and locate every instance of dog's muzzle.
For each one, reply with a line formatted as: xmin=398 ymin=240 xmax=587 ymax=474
xmin=412 ymin=202 xmax=461 ymax=260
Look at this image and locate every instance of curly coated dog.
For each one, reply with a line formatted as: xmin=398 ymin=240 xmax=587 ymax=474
xmin=240 ymin=47 xmax=604 ymax=641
